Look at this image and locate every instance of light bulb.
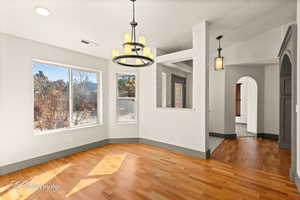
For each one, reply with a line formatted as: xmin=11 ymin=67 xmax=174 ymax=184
xmin=124 ymin=33 xmax=131 ymax=43
xmin=112 ymin=49 xmax=119 ymax=58
xmin=143 ymin=47 xmax=151 ymax=57
xmin=124 ymin=45 xmax=132 ymax=55
xmin=138 ymin=36 xmax=146 ymax=45
xmin=149 ymin=53 xmax=154 ymax=60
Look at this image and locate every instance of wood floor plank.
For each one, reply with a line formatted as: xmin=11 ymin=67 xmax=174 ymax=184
xmin=211 ymin=137 xmax=291 ymax=177
xmin=0 ymin=138 xmax=299 ymax=200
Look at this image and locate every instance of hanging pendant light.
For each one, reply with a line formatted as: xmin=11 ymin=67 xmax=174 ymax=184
xmin=215 ymin=35 xmax=224 ymax=71
xmin=112 ymin=0 xmax=154 ymax=67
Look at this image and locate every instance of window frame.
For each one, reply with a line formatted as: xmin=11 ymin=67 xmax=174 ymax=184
xmin=116 ymin=72 xmax=137 ymax=124
xmin=32 ymin=59 xmax=103 ymax=135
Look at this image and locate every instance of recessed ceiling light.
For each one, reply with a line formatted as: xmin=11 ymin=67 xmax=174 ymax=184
xmin=35 ymin=7 xmax=50 ymax=16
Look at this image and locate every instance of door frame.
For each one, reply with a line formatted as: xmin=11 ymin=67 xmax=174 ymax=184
xmin=279 ymin=55 xmax=292 ymax=149
xmin=278 ymin=24 xmax=297 ymax=181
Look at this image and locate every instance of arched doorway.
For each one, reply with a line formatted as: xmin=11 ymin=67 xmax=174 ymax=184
xmin=235 ymin=76 xmax=258 ymax=137
xmin=277 ymin=25 xmax=297 ymax=180
xmin=279 ymin=54 xmax=292 ymax=148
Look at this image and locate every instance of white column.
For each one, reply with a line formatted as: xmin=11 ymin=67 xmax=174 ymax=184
xmin=193 ymin=21 xmax=209 ymax=152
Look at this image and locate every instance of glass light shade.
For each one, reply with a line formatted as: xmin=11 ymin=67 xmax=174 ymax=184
xmin=112 ymin=49 xmax=119 ymax=58
xmin=135 ymin=59 xmax=142 ymax=65
xmin=143 ymin=47 xmax=151 ymax=57
xmin=121 ymin=59 xmax=126 ymax=64
xmin=124 ymin=45 xmax=132 ymax=55
xmin=138 ymin=36 xmax=146 ymax=45
xmin=215 ymin=56 xmax=224 ymax=70
xmin=149 ymin=53 xmax=154 ymax=60
xmin=124 ymin=33 xmax=131 ymax=43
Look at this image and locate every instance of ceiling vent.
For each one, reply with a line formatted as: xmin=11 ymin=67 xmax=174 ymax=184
xmin=81 ymin=39 xmax=99 ymax=47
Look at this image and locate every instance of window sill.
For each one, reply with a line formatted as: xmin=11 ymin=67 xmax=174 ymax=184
xmin=34 ymin=123 xmax=102 ymax=136
xmin=116 ymin=121 xmax=137 ymax=125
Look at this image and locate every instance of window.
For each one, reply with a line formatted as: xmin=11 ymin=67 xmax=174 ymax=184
xmin=33 ymin=61 xmax=101 ymax=133
xmin=156 ymin=59 xmax=193 ymax=109
xmin=72 ymin=70 xmax=98 ymax=126
xmin=116 ymin=74 xmax=136 ymax=122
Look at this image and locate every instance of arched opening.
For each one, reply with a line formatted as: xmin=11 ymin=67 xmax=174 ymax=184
xmin=235 ymin=76 xmax=258 ymax=137
xmin=279 ymin=54 xmax=292 ymax=148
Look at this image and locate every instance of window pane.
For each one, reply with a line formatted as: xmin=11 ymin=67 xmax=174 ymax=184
xmin=117 ymin=99 xmax=135 ymax=122
xmin=72 ymin=70 xmax=98 ymax=126
xmin=117 ymin=74 xmax=136 ymax=97
xmin=33 ymin=62 xmax=70 ymax=131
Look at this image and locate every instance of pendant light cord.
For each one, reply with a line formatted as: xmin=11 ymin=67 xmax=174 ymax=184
xmin=132 ymin=0 xmax=135 ymax=23
xmin=130 ymin=0 xmax=137 ymax=43
xmin=216 ymin=35 xmax=223 ymax=57
xmin=218 ymin=39 xmax=221 ymax=57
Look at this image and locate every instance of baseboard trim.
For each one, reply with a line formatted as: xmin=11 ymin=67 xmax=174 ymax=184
xmin=279 ymin=142 xmax=291 ymax=149
xmin=0 ymin=137 xmax=209 ymax=175
xmin=295 ymin=173 xmax=300 ymax=193
xmin=209 ymin=132 xmax=237 ymax=139
xmin=0 ymin=139 xmax=108 ymax=175
xmin=257 ymin=133 xmax=279 ymax=140
xmin=140 ymin=138 xmax=210 ymax=159
xmin=107 ymin=138 xmax=139 ymax=144
xmin=290 ymin=167 xmax=296 ymax=181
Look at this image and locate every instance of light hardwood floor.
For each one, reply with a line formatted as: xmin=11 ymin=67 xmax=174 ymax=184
xmin=0 ymin=140 xmax=299 ymax=200
xmin=212 ymin=137 xmax=291 ymax=177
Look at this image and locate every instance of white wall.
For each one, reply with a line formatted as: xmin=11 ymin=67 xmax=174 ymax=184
xmin=225 ymin=66 xmax=264 ymax=135
xmin=209 ymin=23 xmax=288 ymax=135
xmin=209 ymin=68 xmax=226 ymax=134
xmin=246 ymin=77 xmax=258 ymax=133
xmin=0 ymin=22 xmax=210 ymax=168
xmin=107 ymin=62 xmax=139 ymax=139
xmin=235 ymin=77 xmax=258 ymax=134
xmin=264 ymin=64 xmax=280 ymax=135
xmin=139 ymin=22 xmax=209 ymax=152
xmin=0 ymin=33 xmax=108 ymax=166
xmin=139 ymin=67 xmax=205 ymax=151
xmin=214 ymin=65 xmax=279 ymax=136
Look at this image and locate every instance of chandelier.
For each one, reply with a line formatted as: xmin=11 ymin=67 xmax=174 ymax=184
xmin=112 ymin=0 xmax=154 ymax=67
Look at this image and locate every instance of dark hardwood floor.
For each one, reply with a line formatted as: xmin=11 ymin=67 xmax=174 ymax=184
xmin=212 ymin=137 xmax=291 ymax=177
xmin=0 ymin=140 xmax=299 ymax=200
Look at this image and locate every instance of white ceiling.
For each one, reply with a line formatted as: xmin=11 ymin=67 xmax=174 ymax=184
xmin=0 ymin=0 xmax=296 ymax=59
